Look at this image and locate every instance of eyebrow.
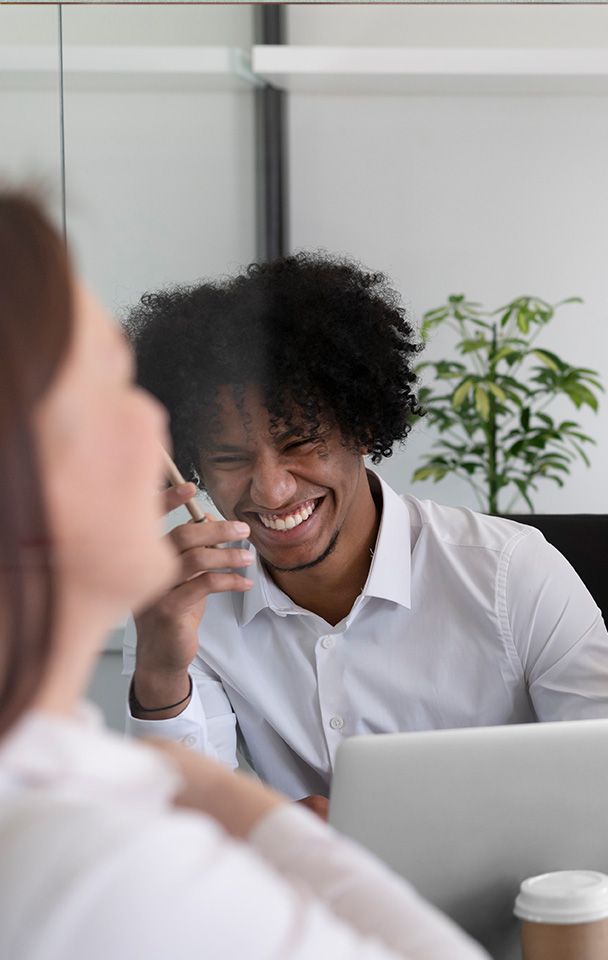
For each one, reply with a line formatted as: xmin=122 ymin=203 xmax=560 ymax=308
xmin=275 ymin=426 xmax=311 ymax=444
xmin=205 ymin=443 xmax=249 ymax=454
xmin=205 ymin=427 xmax=315 ymax=455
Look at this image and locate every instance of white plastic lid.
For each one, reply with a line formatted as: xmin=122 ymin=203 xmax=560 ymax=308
xmin=514 ymin=871 xmax=608 ymax=925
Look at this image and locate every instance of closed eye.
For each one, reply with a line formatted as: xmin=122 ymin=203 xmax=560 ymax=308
xmin=285 ymin=435 xmax=321 ymax=452
xmin=208 ymin=456 xmax=247 ymax=465
xmin=206 ymin=435 xmax=323 ymax=466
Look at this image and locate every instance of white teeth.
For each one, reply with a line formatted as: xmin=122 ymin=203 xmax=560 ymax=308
xmin=259 ymin=499 xmax=318 ymax=531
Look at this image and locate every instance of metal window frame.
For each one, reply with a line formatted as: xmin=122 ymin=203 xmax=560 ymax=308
xmin=255 ymin=4 xmax=289 ymax=261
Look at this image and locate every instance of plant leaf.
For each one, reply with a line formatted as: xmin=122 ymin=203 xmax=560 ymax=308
xmin=555 ymin=296 xmax=583 ymax=307
xmin=475 ymin=385 xmax=490 ymax=420
xmin=532 ymin=349 xmax=563 ymax=372
xmin=452 ymin=379 xmax=474 ymax=408
xmin=486 ymin=382 xmax=507 ymax=403
xmin=513 ymin=479 xmax=535 ymax=511
xmin=460 ymin=338 xmax=490 ymax=354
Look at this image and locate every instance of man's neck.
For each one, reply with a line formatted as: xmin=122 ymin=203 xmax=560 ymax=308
xmin=268 ymin=473 xmax=382 ymax=626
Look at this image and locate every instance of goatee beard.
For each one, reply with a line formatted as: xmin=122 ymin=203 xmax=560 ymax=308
xmin=262 ymin=528 xmax=341 ymax=573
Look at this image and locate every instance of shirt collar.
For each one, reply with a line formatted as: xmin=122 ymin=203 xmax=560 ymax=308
xmin=363 ymin=471 xmax=412 ymax=609
xmin=237 ymin=470 xmax=411 ymax=627
xmin=238 ymin=552 xmax=302 ymax=627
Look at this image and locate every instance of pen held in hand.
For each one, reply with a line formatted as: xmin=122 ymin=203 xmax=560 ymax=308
xmin=162 ymin=447 xmax=207 ymax=524
xmin=162 ymin=448 xmax=251 ymax=581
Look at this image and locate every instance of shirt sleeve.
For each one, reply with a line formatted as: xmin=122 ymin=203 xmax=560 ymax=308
xmin=1 ymin=799 xmax=488 ymax=960
xmin=249 ymin=805 xmax=490 ymax=960
xmin=501 ymin=527 xmax=608 ymax=720
xmin=122 ymin=616 xmax=238 ymax=769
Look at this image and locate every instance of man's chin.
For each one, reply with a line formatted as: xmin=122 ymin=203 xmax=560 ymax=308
xmin=259 ymin=529 xmax=340 ymax=574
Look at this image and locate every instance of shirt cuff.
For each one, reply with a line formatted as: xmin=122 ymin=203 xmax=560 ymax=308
xmin=126 ymin=672 xmax=209 ymax=752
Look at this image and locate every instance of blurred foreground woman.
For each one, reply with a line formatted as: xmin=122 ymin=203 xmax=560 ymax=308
xmin=0 ymin=191 xmax=488 ymax=960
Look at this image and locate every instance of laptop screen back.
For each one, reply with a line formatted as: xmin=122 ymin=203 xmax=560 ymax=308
xmin=329 ymin=720 xmax=608 ymax=960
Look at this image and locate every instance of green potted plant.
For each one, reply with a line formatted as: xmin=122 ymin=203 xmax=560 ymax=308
xmin=412 ymin=295 xmax=604 ymax=514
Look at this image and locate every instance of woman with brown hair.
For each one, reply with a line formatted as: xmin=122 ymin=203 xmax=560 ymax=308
xmin=0 ymin=190 xmax=488 ymax=960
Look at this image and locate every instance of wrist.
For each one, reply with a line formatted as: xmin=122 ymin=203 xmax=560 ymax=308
xmin=131 ymin=667 xmax=192 ymax=720
xmin=131 ymin=674 xmax=192 ymax=714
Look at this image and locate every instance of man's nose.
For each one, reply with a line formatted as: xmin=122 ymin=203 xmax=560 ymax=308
xmin=250 ymin=457 xmax=298 ymax=510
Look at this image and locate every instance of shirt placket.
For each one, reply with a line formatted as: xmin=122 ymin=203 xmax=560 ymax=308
xmin=315 ymin=627 xmax=349 ymax=771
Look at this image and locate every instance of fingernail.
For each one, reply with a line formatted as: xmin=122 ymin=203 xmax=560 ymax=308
xmin=243 ymin=579 xmax=254 ymax=588
xmin=241 ymin=553 xmax=254 ymax=565
xmin=176 ymin=483 xmax=192 ymax=495
xmin=235 ymin=523 xmax=250 ymax=535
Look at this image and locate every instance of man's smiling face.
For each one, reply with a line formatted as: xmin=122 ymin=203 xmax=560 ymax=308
xmin=198 ymin=384 xmax=368 ymax=573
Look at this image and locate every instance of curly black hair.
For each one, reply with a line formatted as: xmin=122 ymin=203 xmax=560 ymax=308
xmin=124 ymin=252 xmax=423 ymax=486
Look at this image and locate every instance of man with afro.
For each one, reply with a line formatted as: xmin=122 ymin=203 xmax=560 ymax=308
xmin=123 ymin=253 xmax=608 ymax=813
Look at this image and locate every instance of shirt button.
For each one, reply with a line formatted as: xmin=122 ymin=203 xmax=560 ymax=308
xmin=321 ymin=636 xmax=335 ymax=650
xmin=329 ymin=715 xmax=344 ymax=731
xmin=182 ymin=735 xmax=197 ymax=747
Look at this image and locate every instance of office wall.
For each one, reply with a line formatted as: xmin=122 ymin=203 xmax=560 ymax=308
xmin=287 ymin=5 xmax=608 ymax=48
xmin=287 ymin=6 xmax=608 ymax=513
xmin=61 ymin=5 xmax=257 ymax=314
xmin=0 ymin=5 xmax=253 ymax=48
xmin=0 ymin=5 xmax=257 ymax=314
xmin=62 ymin=85 xmax=256 ymax=316
xmin=56 ymin=5 xmax=253 ymax=48
xmin=0 ymin=8 xmax=63 ymax=227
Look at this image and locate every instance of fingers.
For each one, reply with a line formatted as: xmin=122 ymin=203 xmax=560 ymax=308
xmin=159 ymin=506 xmax=253 ymax=607
xmin=163 ymin=482 xmax=199 ymax=516
xmin=180 ymin=547 xmax=253 ymax=582
xmin=170 ymin=518 xmax=250 ymax=553
xmin=167 ymin=571 xmax=254 ymax=611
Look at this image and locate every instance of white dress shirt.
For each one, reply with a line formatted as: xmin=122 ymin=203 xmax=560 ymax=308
xmin=124 ymin=472 xmax=608 ymax=799
xmin=0 ymin=705 xmax=489 ymax=960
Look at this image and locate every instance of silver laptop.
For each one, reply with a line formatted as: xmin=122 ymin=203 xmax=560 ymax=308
xmin=329 ymin=720 xmax=608 ymax=960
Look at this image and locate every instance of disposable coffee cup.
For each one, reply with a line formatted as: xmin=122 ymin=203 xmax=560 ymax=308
xmin=514 ymin=870 xmax=608 ymax=960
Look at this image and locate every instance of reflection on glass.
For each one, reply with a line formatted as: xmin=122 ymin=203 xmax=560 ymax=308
xmin=60 ymin=5 xmax=257 ymax=316
xmin=0 ymin=6 xmax=63 ymax=230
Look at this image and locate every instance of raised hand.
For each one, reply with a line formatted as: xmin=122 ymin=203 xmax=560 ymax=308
xmin=132 ymin=482 xmax=252 ymax=719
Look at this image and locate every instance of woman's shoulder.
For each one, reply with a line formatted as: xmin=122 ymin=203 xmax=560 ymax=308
xmin=0 ymin=708 xmax=234 ymax=959
xmin=0 ymin=789 xmax=226 ymax=959
xmin=0 ymin=777 xmax=227 ymax=883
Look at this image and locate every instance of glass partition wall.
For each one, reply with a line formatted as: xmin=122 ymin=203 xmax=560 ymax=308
xmin=0 ymin=7 xmax=63 ymax=227
xmin=61 ymin=5 xmax=258 ymax=314
xmin=1 ymin=4 xmax=259 ymax=311
xmin=2 ymin=3 xmax=607 ymax=728
xmin=0 ymin=4 xmax=260 ymax=729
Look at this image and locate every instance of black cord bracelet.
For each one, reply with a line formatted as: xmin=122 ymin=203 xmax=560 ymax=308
xmin=130 ymin=674 xmax=193 ymax=713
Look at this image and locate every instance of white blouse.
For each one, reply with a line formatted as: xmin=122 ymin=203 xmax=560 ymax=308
xmin=0 ymin=705 xmax=488 ymax=960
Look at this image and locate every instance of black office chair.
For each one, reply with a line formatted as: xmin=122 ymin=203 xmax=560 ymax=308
xmin=503 ymin=514 xmax=608 ymax=625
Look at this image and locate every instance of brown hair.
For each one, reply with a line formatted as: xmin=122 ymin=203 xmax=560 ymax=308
xmin=0 ymin=191 xmax=74 ymax=737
